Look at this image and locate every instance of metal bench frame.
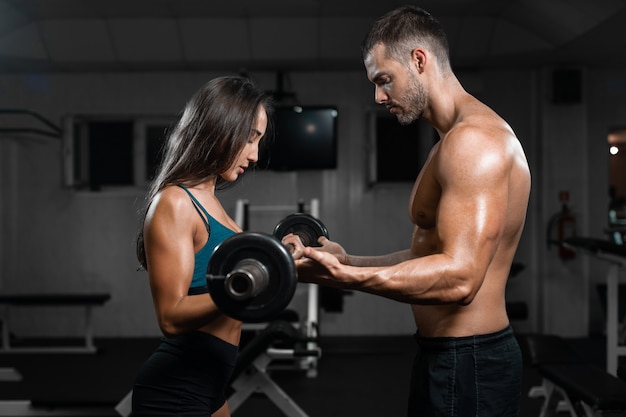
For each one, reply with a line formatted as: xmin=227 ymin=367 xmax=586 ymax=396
xmin=0 ymin=293 xmax=110 ymax=354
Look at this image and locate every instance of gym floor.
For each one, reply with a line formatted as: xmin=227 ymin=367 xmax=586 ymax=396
xmin=0 ymin=333 xmax=610 ymax=416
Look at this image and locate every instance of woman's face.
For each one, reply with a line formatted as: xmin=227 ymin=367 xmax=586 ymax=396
xmin=220 ymin=105 xmax=268 ymax=182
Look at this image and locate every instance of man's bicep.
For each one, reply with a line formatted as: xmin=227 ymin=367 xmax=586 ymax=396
xmin=436 ymin=153 xmax=509 ymax=267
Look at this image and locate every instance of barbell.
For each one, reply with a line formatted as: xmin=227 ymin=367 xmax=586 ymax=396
xmin=206 ymin=213 xmax=329 ymax=322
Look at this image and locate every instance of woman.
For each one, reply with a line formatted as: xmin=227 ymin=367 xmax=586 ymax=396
xmin=132 ymin=76 xmax=273 ymax=416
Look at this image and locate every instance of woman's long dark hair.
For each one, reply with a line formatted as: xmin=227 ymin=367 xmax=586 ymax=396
xmin=136 ymin=76 xmax=273 ymax=269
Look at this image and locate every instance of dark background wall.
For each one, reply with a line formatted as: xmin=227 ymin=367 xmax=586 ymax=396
xmin=1 ymin=0 xmax=625 ymax=339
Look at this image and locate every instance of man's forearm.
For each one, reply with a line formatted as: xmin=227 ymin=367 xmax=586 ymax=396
xmin=345 ymin=249 xmax=414 ymax=267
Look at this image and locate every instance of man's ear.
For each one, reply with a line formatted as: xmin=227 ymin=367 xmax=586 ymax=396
xmin=411 ymin=48 xmax=427 ymax=73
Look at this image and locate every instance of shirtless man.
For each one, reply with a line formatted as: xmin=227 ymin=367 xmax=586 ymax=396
xmin=283 ymin=6 xmax=531 ymax=417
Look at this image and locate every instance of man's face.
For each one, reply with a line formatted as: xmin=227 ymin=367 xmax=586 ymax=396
xmin=364 ymin=43 xmax=427 ymax=125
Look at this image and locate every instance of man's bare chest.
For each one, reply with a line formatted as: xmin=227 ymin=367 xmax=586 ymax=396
xmin=409 ymin=160 xmax=440 ymax=229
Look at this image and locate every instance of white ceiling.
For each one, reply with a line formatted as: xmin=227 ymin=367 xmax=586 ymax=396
xmin=1 ymin=0 xmax=625 ymax=73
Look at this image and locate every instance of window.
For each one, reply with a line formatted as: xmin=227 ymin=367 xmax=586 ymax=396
xmin=145 ymin=124 xmax=169 ymax=181
xmin=63 ymin=115 xmax=174 ymax=190
xmin=366 ymin=110 xmax=436 ymax=185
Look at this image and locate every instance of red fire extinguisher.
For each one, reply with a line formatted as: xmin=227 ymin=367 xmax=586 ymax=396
xmin=547 ymin=191 xmax=577 ymax=260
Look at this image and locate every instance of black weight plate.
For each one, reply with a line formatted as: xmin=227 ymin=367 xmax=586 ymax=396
xmin=207 ymin=232 xmax=297 ymax=323
xmin=273 ymin=213 xmax=329 ymax=247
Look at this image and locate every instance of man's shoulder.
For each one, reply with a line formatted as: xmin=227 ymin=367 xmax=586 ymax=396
xmin=449 ymin=106 xmax=515 ymax=148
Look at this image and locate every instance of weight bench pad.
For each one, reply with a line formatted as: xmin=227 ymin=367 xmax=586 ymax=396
xmin=0 ymin=294 xmax=111 ymax=306
xmin=539 ymin=363 xmax=626 ymax=410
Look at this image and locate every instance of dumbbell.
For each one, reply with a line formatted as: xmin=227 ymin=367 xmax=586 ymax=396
xmin=273 ymin=212 xmax=329 ymax=247
xmin=206 ymin=213 xmax=329 ymax=323
xmin=206 ymin=232 xmax=295 ymax=323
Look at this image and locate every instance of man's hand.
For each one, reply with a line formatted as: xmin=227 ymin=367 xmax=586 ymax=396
xmin=315 ymin=237 xmax=348 ymax=264
xmin=295 ymin=246 xmax=350 ymax=288
xmin=281 ymin=234 xmax=354 ymax=288
xmin=281 ymin=234 xmax=348 ymax=264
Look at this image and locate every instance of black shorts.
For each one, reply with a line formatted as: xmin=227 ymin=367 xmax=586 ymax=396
xmin=132 ymin=331 xmax=238 ymax=416
xmin=408 ymin=326 xmax=522 ymax=417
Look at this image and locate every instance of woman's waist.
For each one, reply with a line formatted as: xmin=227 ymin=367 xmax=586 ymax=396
xmin=159 ymin=329 xmax=239 ymax=365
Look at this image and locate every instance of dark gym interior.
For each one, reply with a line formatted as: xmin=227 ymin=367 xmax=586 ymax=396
xmin=1 ymin=0 xmax=626 ymax=416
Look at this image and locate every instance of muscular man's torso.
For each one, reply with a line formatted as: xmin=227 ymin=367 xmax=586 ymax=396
xmin=408 ymin=105 xmax=530 ymax=338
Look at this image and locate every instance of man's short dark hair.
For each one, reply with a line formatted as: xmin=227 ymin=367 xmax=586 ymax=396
xmin=361 ymin=5 xmax=450 ymax=69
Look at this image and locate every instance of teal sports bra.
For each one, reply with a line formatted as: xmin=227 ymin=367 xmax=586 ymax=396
xmin=177 ymin=185 xmax=237 ymax=294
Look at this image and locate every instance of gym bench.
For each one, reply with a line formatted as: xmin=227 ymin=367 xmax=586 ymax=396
xmin=0 ymin=293 xmax=111 ymax=354
xmin=521 ymin=334 xmax=626 ymax=416
xmin=228 ymin=320 xmax=321 ymax=417
xmin=562 ymin=237 xmax=626 ymax=375
xmin=538 ymin=363 xmax=626 ymax=417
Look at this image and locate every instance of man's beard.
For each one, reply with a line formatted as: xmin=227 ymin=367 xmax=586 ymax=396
xmin=395 ymin=74 xmax=427 ymax=125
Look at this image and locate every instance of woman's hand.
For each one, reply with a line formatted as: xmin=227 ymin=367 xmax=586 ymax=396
xmin=281 ymin=233 xmax=307 ymax=260
xmin=281 ymin=234 xmax=348 ymax=264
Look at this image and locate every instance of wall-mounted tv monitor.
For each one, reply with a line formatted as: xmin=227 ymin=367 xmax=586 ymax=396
xmin=261 ymin=105 xmax=338 ymax=171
